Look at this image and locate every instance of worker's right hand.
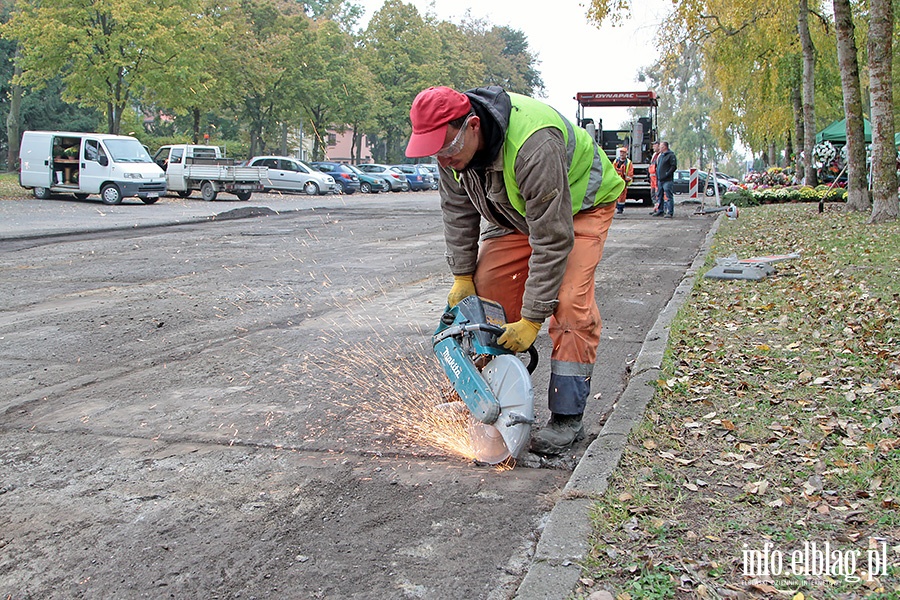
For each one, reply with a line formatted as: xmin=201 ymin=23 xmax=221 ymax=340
xmin=447 ymin=274 xmax=476 ymax=307
xmin=497 ymin=318 xmax=541 ymax=353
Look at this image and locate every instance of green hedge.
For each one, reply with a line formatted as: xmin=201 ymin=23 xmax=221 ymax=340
xmin=723 ymin=185 xmax=848 ymax=207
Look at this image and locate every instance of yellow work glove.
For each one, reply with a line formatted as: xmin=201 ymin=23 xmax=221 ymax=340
xmin=497 ymin=318 xmax=542 ymax=353
xmin=447 ymin=274 xmax=476 ymax=307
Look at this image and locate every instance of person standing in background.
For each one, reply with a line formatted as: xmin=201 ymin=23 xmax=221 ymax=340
xmin=613 ymin=146 xmax=633 ymax=214
xmin=655 ymin=141 xmax=677 ymax=218
xmin=648 ymin=140 xmax=661 ymax=215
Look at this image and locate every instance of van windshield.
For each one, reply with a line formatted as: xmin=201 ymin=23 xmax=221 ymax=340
xmin=105 ymin=139 xmax=154 ymax=163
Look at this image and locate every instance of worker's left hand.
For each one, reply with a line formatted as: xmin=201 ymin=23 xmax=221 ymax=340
xmin=497 ymin=318 xmax=542 ymax=353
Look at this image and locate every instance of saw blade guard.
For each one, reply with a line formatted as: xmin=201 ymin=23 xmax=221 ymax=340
xmin=472 ymin=354 xmax=535 ymax=463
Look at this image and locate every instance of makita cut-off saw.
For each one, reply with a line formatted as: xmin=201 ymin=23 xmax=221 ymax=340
xmin=432 ymin=295 xmax=537 ymax=464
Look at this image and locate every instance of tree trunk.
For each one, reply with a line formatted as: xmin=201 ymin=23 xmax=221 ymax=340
xmin=768 ymin=140 xmax=777 ymax=166
xmin=833 ymin=0 xmax=871 ymax=211
xmin=6 ymin=56 xmax=22 ymax=173
xmin=791 ymin=82 xmax=804 ymax=176
xmin=107 ymin=103 xmax=116 ymax=135
xmin=867 ymin=0 xmax=899 ymax=222
xmin=784 ymin=131 xmax=793 ymax=167
xmin=249 ymin=130 xmax=258 ymax=158
xmin=798 ymin=0 xmax=818 ymax=186
xmin=192 ymin=108 xmax=201 ymax=144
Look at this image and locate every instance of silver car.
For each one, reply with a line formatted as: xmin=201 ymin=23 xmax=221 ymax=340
xmin=356 ymin=163 xmax=410 ymax=192
xmin=248 ymin=156 xmax=338 ymax=195
xmin=420 ymin=164 xmax=440 ymax=190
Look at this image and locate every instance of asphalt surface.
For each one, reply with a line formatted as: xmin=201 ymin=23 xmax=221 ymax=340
xmin=0 ymin=189 xmax=718 ymax=599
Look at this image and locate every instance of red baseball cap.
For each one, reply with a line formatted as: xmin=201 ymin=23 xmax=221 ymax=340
xmin=405 ymin=87 xmax=472 ymax=158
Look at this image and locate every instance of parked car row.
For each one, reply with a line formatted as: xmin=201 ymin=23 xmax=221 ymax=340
xmin=17 ymin=128 xmax=438 ymax=204
xmin=244 ymin=157 xmax=439 ymax=196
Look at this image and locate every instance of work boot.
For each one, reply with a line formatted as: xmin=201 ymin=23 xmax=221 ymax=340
xmin=530 ymin=413 xmax=585 ymax=455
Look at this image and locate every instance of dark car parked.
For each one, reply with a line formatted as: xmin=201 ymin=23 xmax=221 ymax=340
xmin=391 ymin=164 xmax=434 ymax=191
xmin=309 ymin=162 xmax=361 ymax=195
xmin=671 ymin=169 xmax=731 ymax=197
xmin=346 ymin=164 xmax=390 ymax=193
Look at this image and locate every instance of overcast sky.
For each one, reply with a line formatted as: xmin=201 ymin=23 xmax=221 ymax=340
xmin=357 ymin=0 xmax=671 ymax=123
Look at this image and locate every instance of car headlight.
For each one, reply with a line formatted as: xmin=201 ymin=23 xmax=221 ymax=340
xmin=123 ymin=172 xmax=143 ymax=179
xmin=326 ymin=177 xmax=335 ymax=183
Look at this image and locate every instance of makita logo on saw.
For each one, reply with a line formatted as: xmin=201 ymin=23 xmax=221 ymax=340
xmin=441 ymin=347 xmax=462 ymax=378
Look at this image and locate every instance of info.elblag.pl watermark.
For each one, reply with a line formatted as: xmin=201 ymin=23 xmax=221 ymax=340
xmin=743 ymin=539 xmax=890 ymax=584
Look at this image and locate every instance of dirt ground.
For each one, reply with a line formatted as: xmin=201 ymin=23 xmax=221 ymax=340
xmin=0 ymin=193 xmax=713 ymax=599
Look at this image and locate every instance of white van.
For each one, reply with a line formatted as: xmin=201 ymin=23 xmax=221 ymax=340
xmin=19 ymin=131 xmax=167 ymax=204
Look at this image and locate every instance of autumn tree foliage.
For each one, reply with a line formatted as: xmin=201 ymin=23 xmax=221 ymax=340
xmin=0 ymin=0 xmax=545 ymax=165
xmin=587 ymin=0 xmax=897 ymax=221
xmin=4 ymin=0 xmax=207 ymax=135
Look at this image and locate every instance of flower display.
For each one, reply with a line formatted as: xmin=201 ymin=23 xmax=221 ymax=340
xmin=743 ymin=167 xmax=794 ymax=188
xmin=811 ymin=141 xmax=837 ymax=168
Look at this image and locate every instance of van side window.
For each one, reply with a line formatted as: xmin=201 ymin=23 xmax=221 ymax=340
xmin=170 ymin=148 xmax=183 ymax=164
xmin=84 ymin=140 xmax=107 ymax=163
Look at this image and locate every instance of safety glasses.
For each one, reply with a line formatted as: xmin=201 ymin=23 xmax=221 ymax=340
xmin=435 ymin=114 xmax=474 ymax=157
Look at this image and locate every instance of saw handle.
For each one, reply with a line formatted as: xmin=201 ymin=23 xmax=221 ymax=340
xmin=480 ymin=324 xmax=539 ymax=374
xmin=433 ymin=321 xmax=539 ymax=374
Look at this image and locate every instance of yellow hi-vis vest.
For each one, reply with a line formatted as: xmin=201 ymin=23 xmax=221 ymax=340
xmin=501 ymin=93 xmax=625 ymax=215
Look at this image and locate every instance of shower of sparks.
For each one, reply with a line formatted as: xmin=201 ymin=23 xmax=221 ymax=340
xmin=314 ymin=336 xmax=482 ymax=462
xmin=288 ymin=291 xmax=520 ymax=469
xmin=206 ymin=229 xmax=518 ymax=468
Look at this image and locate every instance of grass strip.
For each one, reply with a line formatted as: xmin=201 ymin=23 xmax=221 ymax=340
xmin=579 ymin=204 xmax=900 ymax=600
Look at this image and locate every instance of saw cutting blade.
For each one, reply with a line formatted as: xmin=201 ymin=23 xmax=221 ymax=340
xmin=469 ymin=354 xmax=534 ymax=464
xmin=468 ymin=419 xmax=512 ymax=464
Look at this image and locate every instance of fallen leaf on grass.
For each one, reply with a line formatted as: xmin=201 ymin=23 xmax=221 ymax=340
xmin=750 ymin=583 xmax=778 ymax=594
xmin=878 ymin=438 xmax=900 ymax=452
xmin=744 ymin=480 xmax=769 ymax=495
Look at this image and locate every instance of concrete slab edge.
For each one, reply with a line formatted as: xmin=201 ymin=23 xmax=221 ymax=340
xmin=513 ymin=215 xmax=723 ymax=600
xmin=0 ymin=204 xmax=292 ymax=242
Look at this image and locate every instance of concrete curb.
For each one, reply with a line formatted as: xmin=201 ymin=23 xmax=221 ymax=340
xmin=513 ymin=214 xmax=723 ymax=600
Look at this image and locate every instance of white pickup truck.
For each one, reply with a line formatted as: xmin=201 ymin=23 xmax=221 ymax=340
xmin=153 ymin=144 xmax=267 ymax=201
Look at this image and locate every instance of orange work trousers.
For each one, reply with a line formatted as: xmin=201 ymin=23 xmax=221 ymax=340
xmin=473 ymin=201 xmax=616 ymax=415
